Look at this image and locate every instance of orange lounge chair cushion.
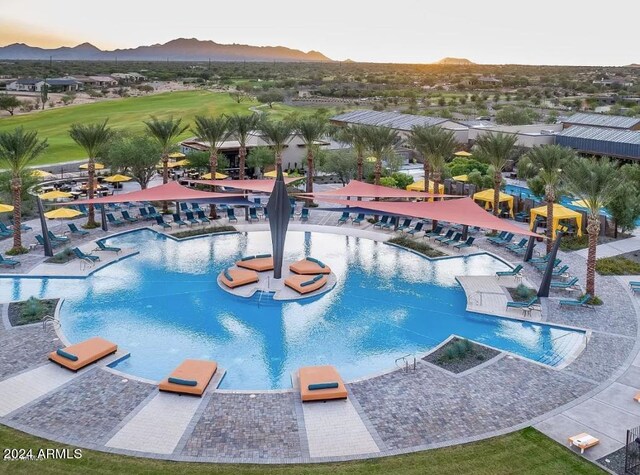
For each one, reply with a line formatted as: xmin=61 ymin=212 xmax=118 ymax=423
xmin=284 ymin=274 xmax=328 ymax=294
xmin=220 ymin=268 xmax=259 ymax=289
xmin=299 ymin=365 xmax=348 ymax=402
xmin=159 ymin=359 xmax=218 ymax=396
xmin=236 ymin=257 xmax=274 ymax=272
xmin=289 ymin=259 xmax=331 ymax=275
xmin=48 ymin=337 xmax=117 ymax=371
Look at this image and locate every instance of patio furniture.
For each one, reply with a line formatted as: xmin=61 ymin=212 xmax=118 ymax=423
xmin=352 ymin=213 xmax=365 ymax=225
xmin=551 ymin=265 xmax=570 ymax=279
xmin=72 ymin=247 xmax=100 ymax=262
xmin=0 ymin=254 xmax=20 ymax=268
xmin=441 ymin=232 xmax=463 ymax=246
xmin=48 ymin=230 xmax=69 ymax=243
xmin=227 ymin=208 xmax=238 ymax=223
xmin=487 ymin=231 xmax=508 ymax=244
xmin=454 ymin=237 xmax=475 ymax=250
xmin=550 ymin=277 xmax=579 ymax=290
xmin=184 ymin=211 xmax=199 ymax=225
xmin=35 ymin=234 xmax=63 ymax=248
xmin=49 ymin=337 xmax=117 ymax=372
xmin=289 ymin=257 xmax=331 ymax=275
xmin=506 ymin=238 xmax=528 ymax=253
xmin=559 ymin=294 xmax=593 ymax=308
xmin=249 ymin=208 xmax=260 ymax=222
xmin=191 ymin=203 xmax=202 ymax=211
xmin=8 ymin=216 xmax=31 ymax=231
xmin=300 ymin=208 xmax=309 ymax=222
xmin=172 ymin=213 xmax=188 ymax=227
xmin=180 ymin=202 xmax=189 ymax=212
xmin=0 ymin=222 xmax=13 ymax=236
xmin=533 ymin=258 xmax=561 ymax=270
xmin=496 ymin=264 xmax=523 ymax=278
xmin=196 ymin=210 xmax=210 ymax=224
xmin=506 ymin=296 xmax=539 ymax=310
xmin=435 ymin=230 xmax=455 ymax=243
xmin=492 ymin=233 xmax=514 ymax=246
xmin=68 ymin=223 xmax=89 ymax=236
xmin=373 ymin=215 xmax=389 ymax=228
xmin=139 ymin=207 xmax=151 ymax=220
xmin=236 ymin=254 xmax=274 ymax=272
xmin=397 ymin=218 xmax=412 ymax=232
xmin=424 ymin=225 xmax=444 ymax=240
xmin=219 ymin=268 xmax=259 ymax=289
xmin=147 ymin=206 xmax=160 ymax=219
xmin=158 ymin=359 xmax=218 ymax=397
xmin=285 ymin=274 xmax=328 ymax=295
xmin=106 ymin=213 xmax=125 ymax=227
xmin=338 ymin=212 xmax=350 ymax=225
xmin=155 ymin=216 xmax=171 ymax=229
xmin=382 ymin=216 xmax=398 ymax=230
xmin=568 ymin=433 xmax=599 ymax=454
xmin=94 ymin=241 xmax=121 ymax=254
xmin=298 ymin=365 xmax=348 ymax=402
xmin=407 ymin=222 xmax=424 ymax=236
xmin=121 ymin=210 xmax=137 ymax=223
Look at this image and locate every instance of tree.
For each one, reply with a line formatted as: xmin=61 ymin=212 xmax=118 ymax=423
xmin=0 ymin=128 xmax=48 ymax=253
xmin=257 ymin=90 xmax=285 ymax=108
xmin=408 ymin=125 xmax=456 ymax=196
xmin=0 ymin=94 xmax=21 ymax=116
xmin=101 ymin=135 xmax=160 ymax=189
xmin=297 ymin=117 xmax=328 ymax=194
xmin=144 ymin=116 xmax=188 ymax=213
xmin=519 ymin=145 xmax=575 ymax=252
xmin=333 ymin=124 xmax=368 ymax=181
xmin=317 ymin=150 xmax=358 ymax=185
xmin=259 ymin=119 xmax=294 ymax=168
xmin=474 ymin=132 xmax=518 ymax=216
xmin=228 ymin=113 xmax=260 ymax=180
xmin=362 ymin=126 xmax=399 ymax=185
xmin=607 ymin=164 xmax=640 ymax=237
xmin=229 ymin=91 xmax=247 ymax=104
xmin=564 ymin=157 xmax=625 ymax=297
xmin=495 ymin=106 xmax=540 ymax=125
xmin=246 ymin=147 xmax=274 ymax=177
xmin=69 ymin=120 xmax=113 ymax=227
xmin=40 ymin=83 xmax=48 ymax=110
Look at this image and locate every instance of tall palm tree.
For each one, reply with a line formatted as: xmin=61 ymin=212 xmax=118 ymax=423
xmin=228 ymin=113 xmax=260 ymax=180
xmin=474 ymin=132 xmax=518 ymax=216
xmin=408 ymin=125 xmax=456 ymax=194
xmin=334 ymin=124 xmax=368 ymax=181
xmin=69 ymin=120 xmax=113 ymax=227
xmin=144 ymin=116 xmax=188 ymax=213
xmin=519 ymin=145 xmax=576 ymax=253
xmin=564 ymin=157 xmax=625 ymax=297
xmin=297 ymin=118 xmax=328 ymax=194
xmin=259 ymin=119 xmax=294 ymax=168
xmin=0 ymin=128 xmax=48 ymax=253
xmin=362 ymin=126 xmax=399 ymax=185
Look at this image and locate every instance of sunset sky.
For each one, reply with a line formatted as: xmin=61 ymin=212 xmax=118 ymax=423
xmin=0 ymin=0 xmax=638 ymax=65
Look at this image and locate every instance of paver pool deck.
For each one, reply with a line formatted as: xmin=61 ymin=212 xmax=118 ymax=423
xmin=0 ymin=213 xmax=639 ymax=466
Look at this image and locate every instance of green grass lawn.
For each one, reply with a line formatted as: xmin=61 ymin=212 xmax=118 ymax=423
xmin=0 ymin=425 xmax=603 ymax=474
xmin=0 ymin=91 xmax=341 ymax=166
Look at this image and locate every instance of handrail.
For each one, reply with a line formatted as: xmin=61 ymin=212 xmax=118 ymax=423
xmin=42 ymin=315 xmax=60 ymax=330
xmin=395 ymin=354 xmax=417 ymax=373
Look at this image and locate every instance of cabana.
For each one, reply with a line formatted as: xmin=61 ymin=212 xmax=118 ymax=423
xmin=406 ymin=180 xmax=445 ymax=194
xmin=472 ymin=189 xmax=514 ymax=217
xmin=530 ymin=203 xmax=583 ymax=237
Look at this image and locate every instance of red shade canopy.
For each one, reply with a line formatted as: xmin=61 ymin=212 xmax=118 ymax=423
xmin=322 ymin=197 xmax=540 ymax=237
xmin=190 ymin=178 xmax=303 ymax=193
xmin=299 ymin=180 xmax=453 ymax=199
xmin=63 ymin=181 xmax=244 ymax=205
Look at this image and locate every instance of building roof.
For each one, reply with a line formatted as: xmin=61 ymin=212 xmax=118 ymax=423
xmin=15 ymin=78 xmax=43 ymax=85
xmin=330 ymin=110 xmax=450 ymax=131
xmin=562 ymin=113 xmax=640 ymax=130
xmin=44 ymin=79 xmax=81 ymax=86
xmin=557 ymin=126 xmax=640 ymax=146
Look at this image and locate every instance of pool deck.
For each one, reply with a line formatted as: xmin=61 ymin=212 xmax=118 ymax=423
xmin=0 ymin=212 xmax=639 ymax=469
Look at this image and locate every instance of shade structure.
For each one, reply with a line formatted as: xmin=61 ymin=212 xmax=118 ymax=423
xmin=454 ymin=151 xmax=473 ymax=157
xmin=472 ymin=189 xmax=514 ymax=217
xmin=264 ymin=170 xmax=289 ymax=178
xmin=321 ymin=197 xmax=539 ymax=237
xmin=303 ymin=180 xmax=450 ymax=199
xmin=168 ymin=152 xmax=185 ymax=159
xmin=190 ymin=178 xmax=303 ymax=194
xmin=31 ymin=169 xmax=54 ymax=179
xmin=530 ymin=203 xmax=583 ymax=237
xmin=406 ymin=180 xmax=445 ymax=194
xmin=44 ymin=207 xmax=82 ymax=219
xmin=201 ymin=172 xmax=229 ymax=180
xmin=63 ymin=181 xmax=244 ymax=206
xmin=39 ymin=190 xmax=73 ymax=200
xmin=103 ymin=174 xmax=132 ymax=183
xmin=452 ymin=174 xmax=469 ymax=182
xmin=78 ymin=163 xmax=105 ymax=170
xmin=266 ymin=165 xmax=291 ymax=279
xmin=156 ymin=161 xmax=183 ymax=169
xmin=0 ymin=204 xmax=14 ymax=212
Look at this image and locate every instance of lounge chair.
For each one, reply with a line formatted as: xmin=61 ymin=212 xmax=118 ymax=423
xmin=147 ymin=206 xmax=160 ymax=219
xmin=506 ymin=238 xmax=528 ymax=253
xmin=180 ymin=202 xmax=189 ymax=212
xmin=373 ymin=215 xmax=389 ymax=228
xmin=487 ymin=231 xmax=508 ymax=244
xmin=515 ymin=211 xmax=529 ymax=223
xmin=70 ymin=205 xmax=87 ymax=218
xmin=454 ymin=237 xmax=475 ymax=250
xmin=219 ymin=268 xmax=259 ymax=289
xmin=285 ymin=274 xmax=328 ymax=295
xmin=106 ymin=213 xmax=125 ymax=227
xmin=529 ymin=254 xmax=551 ymax=264
xmin=236 ymin=254 xmax=274 ymax=272
xmin=434 ymin=229 xmax=455 ymax=243
xmin=68 ymin=223 xmax=89 ymax=236
xmin=424 ymin=225 xmax=444 ymax=240
xmin=551 ymin=265 xmax=570 ymax=278
xmin=298 ymin=365 xmax=348 ymax=402
xmin=172 ymin=213 xmax=188 ymax=227
xmin=249 ymin=208 xmax=259 ymax=222
xmin=159 ymin=359 xmax=218 ymax=397
xmin=95 ymin=240 xmax=121 ymax=254
xmin=253 ymin=198 xmax=262 ymax=206
xmin=496 ymin=264 xmax=523 ymax=278
xmin=196 ymin=210 xmax=210 ymax=224
xmin=0 ymin=254 xmax=20 ymax=268
xmin=290 ymin=207 xmax=296 ymax=220
xmin=263 ymin=208 xmax=269 ymax=220
xmin=155 ymin=216 xmax=171 ymax=229
xmin=35 ymin=234 xmax=63 ymax=248
xmin=629 ymin=281 xmax=640 ymax=287
xmin=550 ymin=277 xmax=579 ymax=290
xmin=72 ymin=247 xmax=100 ymax=263
xmin=559 ymin=294 xmax=593 ymax=308
xmin=184 ymin=211 xmax=199 ymax=225
xmin=77 ymin=204 xmax=89 ymax=216
xmin=49 ymin=337 xmax=117 ymax=372
xmin=139 ymin=207 xmax=151 ymax=220
xmin=289 ymin=257 xmax=331 ymax=275
xmin=396 ymin=218 xmax=413 ymax=232
xmin=48 ymin=230 xmax=69 ymax=243
xmin=190 ymin=203 xmax=202 ymax=211
xmin=352 ymin=213 xmax=365 ymax=225
xmin=492 ymin=233 xmax=514 ymax=246
xmin=8 ymin=217 xmax=31 ymax=231
xmin=300 ymin=208 xmax=309 ymax=222
xmin=338 ymin=212 xmax=350 ymax=225
xmin=407 ymin=222 xmax=424 ymax=236
xmin=227 ymin=208 xmax=238 ymax=223
xmin=533 ymin=258 xmax=561 ymax=270
xmin=506 ymin=296 xmax=539 ymax=309
xmin=441 ymin=232 xmax=463 ymax=246
xmin=568 ymin=433 xmax=600 ymax=454
xmin=121 ymin=210 xmax=137 ymax=223
xmin=0 ymin=225 xmax=12 ymax=238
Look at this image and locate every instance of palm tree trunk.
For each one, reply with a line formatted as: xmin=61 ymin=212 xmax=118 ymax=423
xmin=423 ymin=160 xmax=431 ymax=193
xmin=87 ymin=159 xmax=96 ymax=226
xmin=356 ymin=150 xmax=363 ymax=182
xmin=586 ymin=215 xmax=599 ymax=296
xmin=10 ymin=176 xmax=22 ymax=251
xmin=209 ymin=151 xmax=218 ymax=219
xmin=545 ymin=188 xmax=555 ymax=254
xmin=238 ymin=146 xmax=246 ymax=180
xmin=432 ymin=171 xmax=441 ymax=229
xmin=493 ymin=171 xmax=502 ymax=217
xmin=306 ymin=149 xmax=314 ymax=194
xmin=374 ymin=157 xmax=382 ymax=186
xmin=162 ymin=153 xmax=169 ymax=214
xmin=276 ymin=150 xmax=282 ymax=168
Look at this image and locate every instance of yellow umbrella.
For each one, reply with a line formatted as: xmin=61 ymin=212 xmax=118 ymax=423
xmin=174 ymin=159 xmax=189 ymax=167
xmin=201 ymin=172 xmax=229 ymax=179
xmin=156 ymin=161 xmax=183 ymax=169
xmin=454 ymin=151 xmax=472 ymax=157
xmin=571 ymin=199 xmax=601 ymax=209
xmin=44 ymin=207 xmax=82 ymax=219
xmin=0 ymin=204 xmax=14 ymax=212
xmin=264 ymin=170 xmax=289 ymax=178
xmin=31 ymin=169 xmax=54 ymax=179
xmin=452 ymin=174 xmax=469 ymax=182
xmin=79 ymin=163 xmax=105 ymax=170
xmin=365 ymin=156 xmax=377 ymax=163
xmin=39 ymin=190 xmax=73 ymax=200
xmin=103 ymin=174 xmax=132 ymax=183
xmin=168 ymin=152 xmax=185 ymax=159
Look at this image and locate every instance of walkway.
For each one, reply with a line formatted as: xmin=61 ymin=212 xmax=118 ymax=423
xmin=576 ymin=236 xmax=640 ymax=259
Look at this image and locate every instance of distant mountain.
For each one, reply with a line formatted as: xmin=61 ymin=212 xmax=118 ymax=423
xmin=436 ymin=57 xmax=475 ymax=65
xmin=0 ymin=38 xmax=332 ymax=62
xmin=628 ymin=63 xmax=640 ymax=67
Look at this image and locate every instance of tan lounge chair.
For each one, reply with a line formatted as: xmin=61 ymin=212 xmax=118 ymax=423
xmin=289 ymin=257 xmax=331 ymax=275
xmin=220 ymin=268 xmax=259 ymax=289
xmin=48 ymin=337 xmax=117 ymax=371
xmin=285 ymin=274 xmax=328 ymax=294
xmin=568 ymin=433 xmax=599 ymax=454
xmin=299 ymin=365 xmax=348 ymax=402
xmin=159 ymin=359 xmax=218 ymax=396
xmin=236 ymin=255 xmax=274 ymax=272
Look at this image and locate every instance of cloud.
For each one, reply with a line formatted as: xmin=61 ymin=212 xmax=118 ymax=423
xmin=0 ymin=20 xmax=82 ymax=48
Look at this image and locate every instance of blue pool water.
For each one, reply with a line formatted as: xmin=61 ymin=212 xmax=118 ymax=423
xmin=0 ymin=230 xmax=585 ymax=389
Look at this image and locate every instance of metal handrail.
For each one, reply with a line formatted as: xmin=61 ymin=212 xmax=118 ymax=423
xmin=42 ymin=315 xmax=60 ymax=330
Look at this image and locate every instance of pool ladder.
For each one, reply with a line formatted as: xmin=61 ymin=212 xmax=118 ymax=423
xmin=42 ymin=315 xmax=60 ymax=331
xmin=395 ymin=354 xmax=417 ymax=373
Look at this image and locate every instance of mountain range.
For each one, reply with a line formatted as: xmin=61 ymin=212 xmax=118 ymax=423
xmin=436 ymin=57 xmax=475 ymax=65
xmin=0 ymin=38 xmax=332 ymax=62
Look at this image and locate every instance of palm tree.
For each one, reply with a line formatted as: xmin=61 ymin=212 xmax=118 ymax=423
xmin=297 ymin=118 xmax=328 ymax=194
xmin=0 ymin=128 xmax=48 ymax=253
xmin=259 ymin=119 xmax=294 ymax=168
xmin=362 ymin=126 xmax=399 ymax=185
xmin=408 ymin=125 xmax=456 ymax=194
xmin=228 ymin=113 xmax=260 ymax=180
xmin=519 ymin=145 xmax=576 ymax=253
xmin=474 ymin=132 xmax=518 ymax=216
xmin=564 ymin=157 xmax=625 ymax=297
xmin=334 ymin=125 xmax=368 ymax=181
xmin=69 ymin=120 xmax=113 ymax=227
xmin=144 ymin=116 xmax=188 ymax=213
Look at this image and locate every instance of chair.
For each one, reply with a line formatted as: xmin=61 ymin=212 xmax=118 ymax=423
xmin=70 ymin=205 xmax=87 ymax=217
xmin=533 ymin=258 xmax=561 ymax=270
xmin=424 ymin=225 xmax=444 ymax=240
xmin=219 ymin=268 xmax=259 ymax=289
xmin=559 ymin=294 xmax=593 ymax=308
xmin=299 ymin=208 xmax=309 ymax=222
xmin=0 ymin=254 xmax=20 ymax=268
xmin=506 ymin=238 xmax=528 ymax=253
xmin=529 ymin=254 xmax=551 ymax=264
xmin=179 ymin=202 xmax=189 ymax=212
xmin=373 ymin=215 xmax=389 ymax=228
xmin=172 ymin=213 xmax=188 ymax=227
xmin=155 ymin=216 xmax=171 ymax=229
xmin=396 ymin=218 xmax=412 ymax=232
xmin=249 ymin=208 xmax=259 ymax=222
xmin=263 ymin=208 xmax=268 ymax=220
xmin=441 ymin=232 xmax=463 ymax=246
xmin=434 ymin=229 xmax=454 ymax=243
xmin=289 ymin=257 xmax=331 ymax=275
xmin=382 ymin=216 xmax=397 ymax=230
xmin=506 ymin=296 xmax=538 ymax=309
xmin=147 ymin=206 xmax=160 ymax=219
xmin=515 ymin=211 xmax=529 ymax=223
xmin=236 ymin=254 xmax=274 ymax=272
xmin=285 ymin=274 xmax=328 ymax=294
xmin=49 ymin=337 xmax=117 ymax=371
xmin=121 ymin=210 xmax=137 ymax=223
xmin=227 ymin=208 xmax=238 ymax=223
xmin=68 ymin=223 xmax=89 ymax=236
xmin=139 ymin=207 xmax=151 ymax=220
xmin=496 ymin=264 xmax=523 ymax=278
xmin=95 ymin=241 xmax=121 ymax=254
xmin=35 ymin=234 xmax=63 ymax=248
xmin=352 ymin=213 xmax=365 ymax=225
xmin=77 ymin=204 xmax=89 ymax=216
xmin=106 ymin=213 xmax=125 ymax=227
xmin=196 ymin=210 xmax=210 ymax=224
xmin=72 ymin=247 xmax=100 ymax=262
xmin=551 ymin=265 xmax=570 ymax=278
xmin=48 ymin=230 xmax=69 ymax=243
xmin=487 ymin=231 xmax=508 ymax=244
xmin=185 ymin=211 xmax=199 ymax=225
xmin=454 ymin=237 xmax=475 ymax=250
xmin=159 ymin=359 xmax=218 ymax=397
xmin=338 ymin=212 xmax=350 ymax=225
xmin=550 ymin=277 xmax=579 ymax=290
xmin=0 ymin=222 xmax=13 ymax=236
xmin=190 ymin=203 xmax=202 ymax=211
xmin=493 ymin=233 xmax=514 ymax=246
xmin=8 ymin=216 xmax=31 ymax=231
xmin=407 ymin=222 xmax=424 ymax=236
xmin=298 ymin=365 xmax=348 ymax=402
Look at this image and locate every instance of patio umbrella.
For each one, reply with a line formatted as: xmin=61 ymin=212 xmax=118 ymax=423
xmin=44 ymin=207 xmax=82 ymax=233
xmin=156 ymin=161 xmax=183 ymax=169
xmin=454 ymin=151 xmax=473 ymax=157
xmin=452 ymin=174 xmax=469 ymax=182
xmin=103 ymin=174 xmax=132 ymax=183
xmin=264 ymin=170 xmax=289 ymax=178
xmin=39 ymin=190 xmax=73 ymax=200
xmin=168 ymin=152 xmax=185 ymax=159
xmin=0 ymin=203 xmax=14 ymax=213
xmin=31 ymin=169 xmax=55 ymax=179
xmin=201 ymin=172 xmax=229 ymax=179
xmin=79 ymin=163 xmax=105 ymax=170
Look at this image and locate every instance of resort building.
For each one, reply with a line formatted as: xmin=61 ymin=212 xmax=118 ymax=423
xmin=5 ymin=78 xmax=42 ymax=92
xmin=6 ymin=77 xmax=81 ymax=92
xmin=556 ymin=126 xmax=640 ymax=161
xmin=561 ymin=112 xmax=640 ymax=131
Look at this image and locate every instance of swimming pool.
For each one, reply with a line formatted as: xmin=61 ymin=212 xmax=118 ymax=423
xmin=0 ymin=229 xmax=585 ymax=389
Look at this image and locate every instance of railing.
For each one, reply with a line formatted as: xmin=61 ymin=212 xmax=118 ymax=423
xmin=395 ymin=354 xmax=417 ymax=373
xmin=41 ymin=315 xmax=60 ymax=331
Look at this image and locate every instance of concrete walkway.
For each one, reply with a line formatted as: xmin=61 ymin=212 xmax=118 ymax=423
xmin=576 ymin=236 xmax=640 ymax=259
